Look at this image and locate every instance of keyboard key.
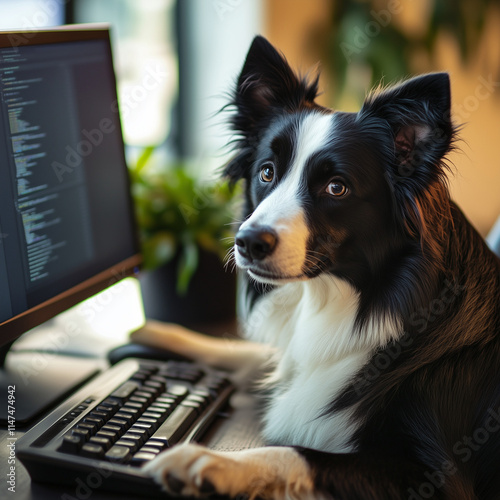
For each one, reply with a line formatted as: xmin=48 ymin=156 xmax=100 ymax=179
xmin=110 ymin=381 xmax=139 ymax=400
xmin=166 ymin=385 xmax=188 ymax=398
xmin=130 ymin=451 xmax=157 ymax=466
xmin=122 ymin=432 xmax=145 ymax=448
xmin=136 ymin=416 xmax=157 ymax=425
xmin=101 ymin=424 xmax=122 ymax=434
xmin=83 ymin=416 xmax=104 ymax=428
xmin=147 ymin=405 xmax=170 ymax=416
xmin=144 ymin=380 xmax=164 ymax=392
xmin=115 ymin=439 xmax=139 ymax=453
xmin=138 ymin=365 xmax=158 ymax=375
xmin=155 ymin=396 xmax=176 ymax=406
xmin=95 ymin=405 xmax=116 ymax=416
xmin=129 ymin=395 xmax=148 ymax=406
xmin=192 ymin=387 xmax=212 ymax=400
xmin=114 ymin=412 xmax=136 ymax=425
xmin=131 ymin=422 xmax=156 ymax=436
xmin=137 ymin=386 xmax=157 ymax=398
xmin=60 ymin=434 xmax=83 ymax=453
xmin=90 ymin=411 xmax=109 ymax=421
xmin=89 ymin=436 xmax=112 ymax=451
xmin=130 ymin=372 xmax=148 ymax=382
xmin=149 ymin=376 xmax=169 ymax=389
xmin=72 ymin=428 xmax=90 ymax=441
xmin=134 ymin=391 xmax=154 ymax=403
xmin=142 ymin=411 xmax=164 ymax=421
xmin=160 ymin=365 xmax=204 ymax=383
xmin=105 ymin=445 xmax=132 ymax=463
xmin=128 ymin=427 xmax=151 ymax=442
xmin=76 ymin=422 xmax=96 ymax=432
xmin=100 ymin=399 xmax=120 ymax=411
xmin=139 ymin=446 xmax=162 ymax=456
xmin=119 ymin=408 xmax=141 ymax=427
xmin=107 ymin=418 xmax=128 ymax=430
xmin=80 ymin=443 xmax=105 ymax=459
xmin=181 ymin=400 xmax=203 ymax=413
xmin=146 ymin=437 xmax=168 ymax=450
xmin=95 ymin=430 xmax=118 ymax=444
xmin=150 ymin=404 xmax=174 ymax=418
xmin=185 ymin=394 xmax=210 ymax=409
xmin=151 ymin=405 xmax=197 ymax=445
xmin=124 ymin=401 xmax=144 ymax=410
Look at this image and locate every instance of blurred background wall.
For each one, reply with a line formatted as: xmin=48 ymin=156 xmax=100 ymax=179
xmin=264 ymin=0 xmax=500 ymax=237
xmin=1 ymin=0 xmax=499 ymax=236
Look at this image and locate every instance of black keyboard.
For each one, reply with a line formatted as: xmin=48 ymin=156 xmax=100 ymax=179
xmin=18 ymin=357 xmax=234 ymax=497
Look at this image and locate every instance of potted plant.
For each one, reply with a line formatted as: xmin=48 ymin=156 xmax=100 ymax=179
xmin=129 ymin=147 xmax=239 ymax=329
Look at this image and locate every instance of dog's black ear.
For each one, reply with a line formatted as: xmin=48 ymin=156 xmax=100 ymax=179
xmin=224 ymin=36 xmax=320 ymax=183
xmin=361 ymin=73 xmax=456 ymax=248
xmin=232 ymin=36 xmax=319 ymax=133
xmin=361 ymin=73 xmax=454 ymax=182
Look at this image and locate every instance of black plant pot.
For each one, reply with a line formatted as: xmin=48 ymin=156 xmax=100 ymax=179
xmin=139 ymin=250 xmax=236 ymax=331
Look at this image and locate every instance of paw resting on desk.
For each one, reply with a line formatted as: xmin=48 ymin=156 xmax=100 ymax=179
xmin=143 ymin=442 xmax=315 ymax=499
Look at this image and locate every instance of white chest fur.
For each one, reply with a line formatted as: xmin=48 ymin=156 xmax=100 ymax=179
xmin=244 ymin=275 xmax=400 ymax=453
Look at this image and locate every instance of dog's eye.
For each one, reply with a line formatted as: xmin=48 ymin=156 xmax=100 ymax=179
xmin=326 ymin=180 xmax=348 ymax=197
xmin=260 ymin=163 xmax=275 ymax=183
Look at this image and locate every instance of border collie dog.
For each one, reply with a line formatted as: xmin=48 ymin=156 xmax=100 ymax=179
xmin=139 ymin=36 xmax=500 ymax=499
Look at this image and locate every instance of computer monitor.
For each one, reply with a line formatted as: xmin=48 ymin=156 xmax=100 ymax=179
xmin=0 ymin=25 xmax=142 ymax=424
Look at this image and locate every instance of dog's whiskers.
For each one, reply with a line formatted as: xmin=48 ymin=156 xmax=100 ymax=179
xmin=223 ymin=247 xmax=238 ymax=273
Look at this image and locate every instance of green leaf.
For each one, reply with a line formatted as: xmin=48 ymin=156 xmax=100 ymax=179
xmin=135 ymin=146 xmax=155 ymax=174
xmin=129 ymin=146 xmax=240 ymax=293
xmin=176 ymin=241 xmax=199 ymax=296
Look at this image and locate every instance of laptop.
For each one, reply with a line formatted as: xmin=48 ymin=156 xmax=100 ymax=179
xmin=0 ymin=25 xmax=261 ymax=498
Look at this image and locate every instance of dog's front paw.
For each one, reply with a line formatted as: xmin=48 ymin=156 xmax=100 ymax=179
xmin=144 ymin=443 xmax=228 ymax=497
xmin=143 ymin=443 xmax=315 ymax=499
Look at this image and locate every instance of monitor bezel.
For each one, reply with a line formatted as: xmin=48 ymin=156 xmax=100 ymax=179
xmin=0 ymin=24 xmax=142 ymax=347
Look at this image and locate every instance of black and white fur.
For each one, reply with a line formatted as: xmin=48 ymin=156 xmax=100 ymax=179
xmin=134 ymin=36 xmax=500 ymax=499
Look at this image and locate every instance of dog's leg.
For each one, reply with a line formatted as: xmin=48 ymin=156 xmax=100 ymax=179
xmin=144 ymin=442 xmax=318 ymax=500
xmin=130 ymin=320 xmax=275 ymax=385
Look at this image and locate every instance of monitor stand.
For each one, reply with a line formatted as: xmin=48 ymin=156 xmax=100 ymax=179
xmin=0 ymin=341 xmax=101 ymax=427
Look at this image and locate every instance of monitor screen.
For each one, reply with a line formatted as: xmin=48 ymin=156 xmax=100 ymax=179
xmin=0 ymin=26 xmax=141 ymax=347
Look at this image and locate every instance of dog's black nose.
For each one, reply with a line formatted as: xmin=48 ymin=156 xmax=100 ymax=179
xmin=235 ymin=227 xmax=277 ymax=261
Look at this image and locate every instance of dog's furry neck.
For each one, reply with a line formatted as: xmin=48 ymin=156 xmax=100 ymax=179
xmin=244 ymin=276 xmax=401 ymax=360
xmin=242 ymin=275 xmax=402 ymax=451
